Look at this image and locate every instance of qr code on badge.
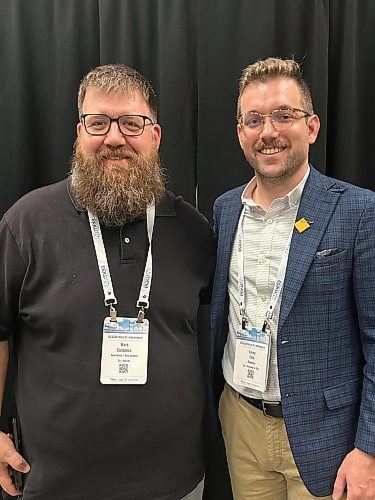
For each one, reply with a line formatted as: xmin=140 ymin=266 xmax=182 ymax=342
xmin=247 ymin=369 xmax=254 ymax=380
xmin=119 ymin=364 xmax=129 ymax=374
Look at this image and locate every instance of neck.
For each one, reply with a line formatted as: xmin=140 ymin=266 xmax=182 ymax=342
xmin=247 ymin=165 xmax=308 ymax=210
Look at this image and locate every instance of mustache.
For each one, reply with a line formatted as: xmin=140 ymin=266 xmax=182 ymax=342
xmin=255 ymin=139 xmax=288 ymax=150
xmin=96 ymin=146 xmax=138 ymax=161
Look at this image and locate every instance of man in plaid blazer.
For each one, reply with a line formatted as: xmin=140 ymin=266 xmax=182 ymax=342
xmin=209 ymin=57 xmax=375 ymax=499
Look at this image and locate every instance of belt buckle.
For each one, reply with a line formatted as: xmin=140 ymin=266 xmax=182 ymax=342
xmin=261 ymin=400 xmax=270 ymax=417
xmin=261 ymin=400 xmax=278 ymax=417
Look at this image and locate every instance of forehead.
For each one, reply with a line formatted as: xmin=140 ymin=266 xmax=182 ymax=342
xmin=82 ymin=87 xmax=151 ymax=115
xmin=240 ymin=77 xmax=303 ymax=111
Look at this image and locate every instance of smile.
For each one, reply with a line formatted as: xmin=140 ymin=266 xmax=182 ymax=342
xmin=259 ymin=147 xmax=285 ymax=155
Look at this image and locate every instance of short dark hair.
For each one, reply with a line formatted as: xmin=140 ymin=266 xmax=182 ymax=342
xmin=78 ymin=64 xmax=157 ymax=120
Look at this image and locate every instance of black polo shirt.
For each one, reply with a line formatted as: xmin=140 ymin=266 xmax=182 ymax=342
xmin=0 ymin=178 xmax=215 ymax=500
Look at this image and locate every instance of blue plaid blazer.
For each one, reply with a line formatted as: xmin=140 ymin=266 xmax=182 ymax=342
xmin=208 ymin=166 xmax=375 ymax=496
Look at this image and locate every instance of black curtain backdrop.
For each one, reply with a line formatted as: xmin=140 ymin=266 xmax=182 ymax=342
xmin=1 ymin=1 xmax=375 ymax=499
xmin=1 ymin=0 xmax=375 ymax=220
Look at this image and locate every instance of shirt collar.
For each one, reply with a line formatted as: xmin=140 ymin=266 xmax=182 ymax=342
xmin=241 ymin=166 xmax=310 ymax=210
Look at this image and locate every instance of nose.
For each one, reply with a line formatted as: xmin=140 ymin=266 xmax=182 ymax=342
xmin=259 ymin=116 xmax=279 ymax=140
xmin=103 ymin=121 xmax=127 ymax=147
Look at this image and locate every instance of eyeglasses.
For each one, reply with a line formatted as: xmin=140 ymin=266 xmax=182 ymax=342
xmin=237 ymin=107 xmax=311 ymax=131
xmin=80 ymin=113 xmax=155 ymax=136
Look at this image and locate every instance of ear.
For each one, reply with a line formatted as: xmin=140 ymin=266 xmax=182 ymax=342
xmin=77 ymin=121 xmax=83 ymax=137
xmin=152 ymin=123 xmax=162 ymax=150
xmin=307 ymin=114 xmax=320 ymax=145
xmin=237 ymin=123 xmax=244 ymax=150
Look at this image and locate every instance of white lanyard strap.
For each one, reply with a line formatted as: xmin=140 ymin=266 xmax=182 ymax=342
xmin=136 ymin=203 xmax=155 ymax=313
xmin=262 ymin=230 xmax=292 ymax=332
xmin=88 ymin=202 xmax=155 ymax=322
xmin=237 ymin=208 xmax=246 ymax=318
xmin=88 ymin=211 xmax=117 ymax=308
xmin=237 ymin=206 xmax=293 ymax=331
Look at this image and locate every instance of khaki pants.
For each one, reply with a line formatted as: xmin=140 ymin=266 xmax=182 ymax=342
xmin=219 ymin=383 xmax=336 ymax=500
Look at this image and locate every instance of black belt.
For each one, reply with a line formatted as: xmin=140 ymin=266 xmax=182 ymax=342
xmin=240 ymin=394 xmax=283 ymax=418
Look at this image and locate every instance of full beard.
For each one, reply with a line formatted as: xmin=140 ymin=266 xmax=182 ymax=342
xmin=70 ymin=141 xmax=166 ymax=226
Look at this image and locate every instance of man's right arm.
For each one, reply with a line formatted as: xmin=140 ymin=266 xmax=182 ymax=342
xmin=0 ymin=341 xmax=30 ymax=496
xmin=0 ymin=212 xmax=32 ymax=494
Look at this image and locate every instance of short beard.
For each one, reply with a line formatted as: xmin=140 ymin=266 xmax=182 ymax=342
xmin=70 ymin=140 xmax=166 ymax=226
xmin=246 ymin=139 xmax=307 ymax=186
xmin=248 ymin=151 xmax=306 ymax=186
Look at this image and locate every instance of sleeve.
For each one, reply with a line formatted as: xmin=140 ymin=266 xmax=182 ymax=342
xmin=0 ymin=216 xmax=26 ymax=340
xmin=353 ymin=195 xmax=375 ymax=456
xmin=199 ymin=221 xmax=217 ymax=306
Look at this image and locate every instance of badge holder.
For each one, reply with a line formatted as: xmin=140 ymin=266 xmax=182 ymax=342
xmin=233 ymin=321 xmax=271 ymax=392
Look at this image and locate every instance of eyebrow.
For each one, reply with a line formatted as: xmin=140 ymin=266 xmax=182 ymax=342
xmin=246 ymin=105 xmax=296 ymax=113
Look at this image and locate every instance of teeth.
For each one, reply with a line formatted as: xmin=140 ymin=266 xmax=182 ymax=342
xmin=260 ymin=147 xmax=283 ymax=155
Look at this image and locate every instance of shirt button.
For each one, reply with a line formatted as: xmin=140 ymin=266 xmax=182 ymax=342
xmin=259 ymin=256 xmax=267 ymax=264
xmin=261 ymin=295 xmax=267 ymax=302
xmin=267 ymin=218 xmax=273 ymax=224
xmin=124 ymin=237 xmax=130 ymax=243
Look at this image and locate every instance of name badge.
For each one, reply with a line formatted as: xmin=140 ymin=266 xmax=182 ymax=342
xmin=233 ymin=327 xmax=271 ymax=392
xmin=100 ymin=317 xmax=149 ymax=384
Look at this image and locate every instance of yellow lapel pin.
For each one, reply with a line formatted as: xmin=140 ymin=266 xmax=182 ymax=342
xmin=294 ymin=218 xmax=311 ymax=233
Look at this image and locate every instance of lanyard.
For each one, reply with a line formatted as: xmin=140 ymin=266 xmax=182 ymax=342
xmin=237 ymin=207 xmax=293 ymax=332
xmin=88 ymin=203 xmax=155 ymax=322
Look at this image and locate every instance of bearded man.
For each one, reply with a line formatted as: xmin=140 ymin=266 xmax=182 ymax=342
xmin=0 ymin=64 xmax=215 ymax=500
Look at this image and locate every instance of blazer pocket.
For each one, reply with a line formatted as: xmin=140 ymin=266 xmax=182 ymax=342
xmin=323 ymin=377 xmax=362 ymax=410
xmin=312 ymin=248 xmax=348 ymax=268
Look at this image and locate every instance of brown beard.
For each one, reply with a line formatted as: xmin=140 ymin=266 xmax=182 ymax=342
xmin=70 ymin=140 xmax=166 ymax=226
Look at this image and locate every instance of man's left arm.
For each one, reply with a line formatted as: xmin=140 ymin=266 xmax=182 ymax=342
xmin=333 ymin=195 xmax=375 ymax=500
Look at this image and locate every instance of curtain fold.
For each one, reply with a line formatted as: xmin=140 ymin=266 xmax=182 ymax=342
xmin=1 ymin=0 xmax=374 ymax=219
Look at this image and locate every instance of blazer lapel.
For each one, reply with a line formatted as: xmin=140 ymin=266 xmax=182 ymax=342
xmin=278 ymin=168 xmax=345 ymax=329
xmin=212 ymin=188 xmax=243 ymax=343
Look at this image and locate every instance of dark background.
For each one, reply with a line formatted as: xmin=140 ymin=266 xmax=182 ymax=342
xmin=1 ymin=1 xmax=374 ymax=498
xmin=1 ymin=0 xmax=375 ymax=221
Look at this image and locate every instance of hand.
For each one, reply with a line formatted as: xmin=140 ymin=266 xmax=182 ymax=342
xmin=333 ymin=448 xmax=375 ymax=499
xmin=0 ymin=431 xmax=30 ymax=496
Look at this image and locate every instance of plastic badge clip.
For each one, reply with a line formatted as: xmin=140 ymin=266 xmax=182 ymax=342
xmin=136 ymin=307 xmax=145 ymax=323
xmin=109 ymin=304 xmax=117 ymax=322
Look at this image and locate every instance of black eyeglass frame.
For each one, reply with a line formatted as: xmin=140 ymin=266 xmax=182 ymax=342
xmin=80 ymin=113 xmax=155 ymax=137
xmin=237 ymin=107 xmax=311 ymax=128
